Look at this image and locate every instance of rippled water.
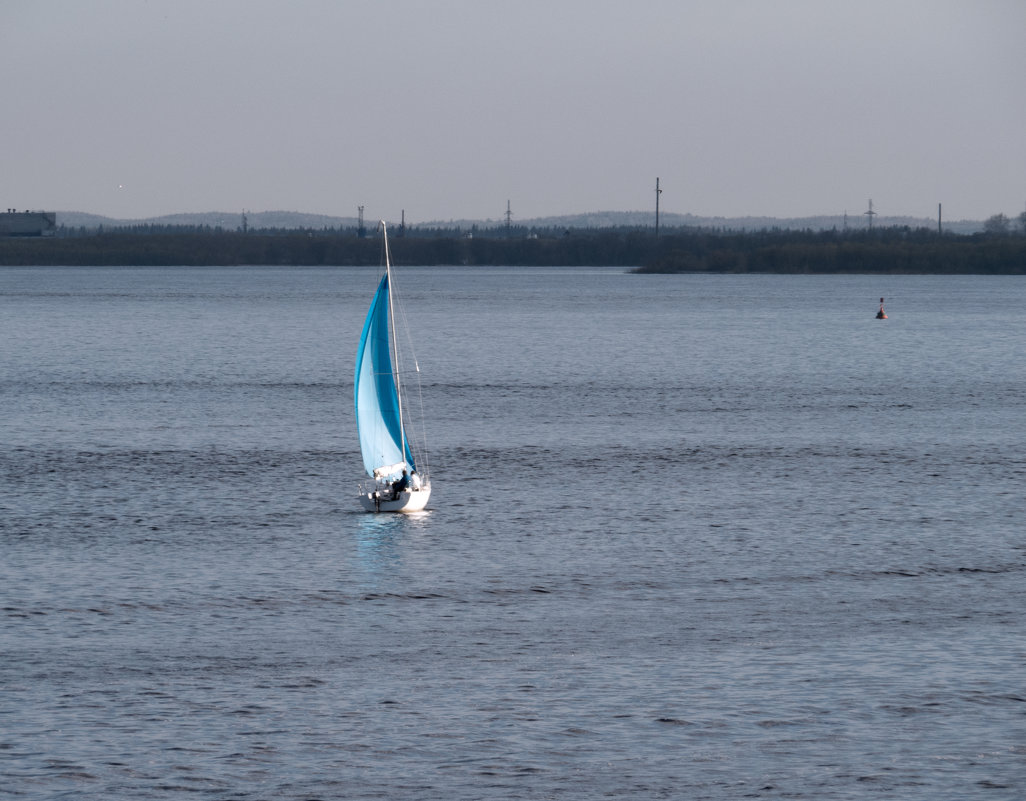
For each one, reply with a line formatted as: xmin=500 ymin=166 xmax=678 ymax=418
xmin=2 ymin=266 xmax=1024 ymax=799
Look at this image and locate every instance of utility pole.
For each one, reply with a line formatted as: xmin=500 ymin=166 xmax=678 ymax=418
xmin=655 ymin=177 xmax=662 ymax=237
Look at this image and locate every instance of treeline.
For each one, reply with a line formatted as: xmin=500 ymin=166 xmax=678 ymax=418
xmin=0 ymin=228 xmax=655 ymax=267
xmin=1 ymin=232 xmax=382 ymax=267
xmin=637 ymin=228 xmax=1026 ymax=274
xmin=2 ymin=226 xmax=1026 ymax=273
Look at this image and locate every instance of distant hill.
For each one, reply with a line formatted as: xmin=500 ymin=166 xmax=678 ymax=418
xmin=55 ymin=209 xmax=984 ymax=235
xmin=57 ymin=210 xmax=359 ymax=230
xmin=509 ymin=210 xmax=983 ymax=235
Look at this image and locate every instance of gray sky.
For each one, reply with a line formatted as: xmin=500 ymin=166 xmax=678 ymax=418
xmin=4 ymin=0 xmax=1024 ymax=222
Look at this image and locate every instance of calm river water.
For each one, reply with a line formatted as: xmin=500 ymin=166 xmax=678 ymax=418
xmin=2 ymin=266 xmax=1024 ymax=799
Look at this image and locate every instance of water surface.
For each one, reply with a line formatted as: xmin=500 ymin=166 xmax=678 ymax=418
xmin=2 ymin=266 xmax=1024 ymax=799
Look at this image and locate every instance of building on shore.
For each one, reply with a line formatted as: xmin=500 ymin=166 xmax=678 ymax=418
xmin=1 ymin=210 xmax=57 ymax=237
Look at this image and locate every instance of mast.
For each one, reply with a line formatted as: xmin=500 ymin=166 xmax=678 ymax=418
xmin=381 ymin=221 xmax=406 ymax=468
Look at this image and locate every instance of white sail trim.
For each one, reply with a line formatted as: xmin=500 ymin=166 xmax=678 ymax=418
xmin=373 ymin=461 xmax=408 ymax=480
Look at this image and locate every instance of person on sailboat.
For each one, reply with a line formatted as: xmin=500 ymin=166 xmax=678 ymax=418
xmin=410 ymin=471 xmax=422 ymax=491
xmin=391 ymin=469 xmax=410 ymax=498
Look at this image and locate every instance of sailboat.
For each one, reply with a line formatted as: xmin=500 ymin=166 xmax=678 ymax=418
xmin=354 ymin=222 xmax=432 ymax=513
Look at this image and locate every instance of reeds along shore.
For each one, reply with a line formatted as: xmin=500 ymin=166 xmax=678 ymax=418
xmin=2 ymin=227 xmax=1025 ymax=273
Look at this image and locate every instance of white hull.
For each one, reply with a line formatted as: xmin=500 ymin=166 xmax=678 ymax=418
xmin=359 ymin=485 xmax=431 ymax=513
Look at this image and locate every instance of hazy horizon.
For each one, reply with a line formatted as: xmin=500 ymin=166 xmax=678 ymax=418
xmin=4 ymin=1 xmax=1024 ymax=223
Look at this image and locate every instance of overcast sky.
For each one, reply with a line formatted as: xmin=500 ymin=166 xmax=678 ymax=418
xmin=4 ymin=0 xmax=1024 ymax=222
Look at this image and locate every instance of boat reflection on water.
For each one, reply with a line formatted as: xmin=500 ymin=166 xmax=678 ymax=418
xmin=352 ymin=511 xmax=431 ymax=590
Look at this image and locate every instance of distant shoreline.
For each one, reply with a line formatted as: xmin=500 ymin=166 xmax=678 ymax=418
xmin=2 ymin=228 xmax=1025 ymax=273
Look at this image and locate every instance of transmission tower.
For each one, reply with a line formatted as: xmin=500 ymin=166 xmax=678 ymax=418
xmin=358 ymin=205 xmax=366 ymax=238
xmin=655 ymin=177 xmax=662 ymax=237
xmin=864 ymin=199 xmax=876 ymax=229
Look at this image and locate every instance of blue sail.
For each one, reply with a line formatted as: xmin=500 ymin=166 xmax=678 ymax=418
xmin=354 ymin=274 xmax=415 ymax=478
